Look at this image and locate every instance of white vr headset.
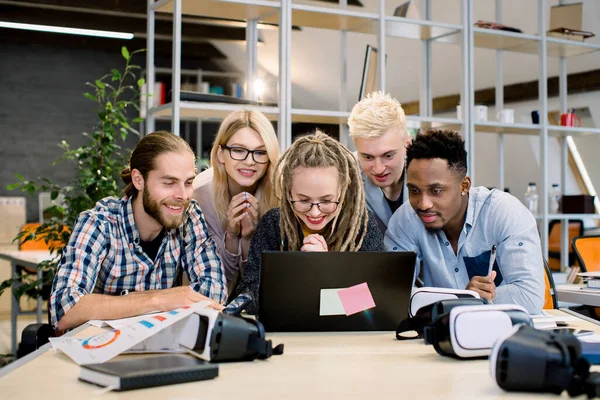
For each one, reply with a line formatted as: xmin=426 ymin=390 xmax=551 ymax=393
xmin=424 ymin=304 xmax=532 ymax=359
xmin=409 ymin=287 xmax=482 ymax=317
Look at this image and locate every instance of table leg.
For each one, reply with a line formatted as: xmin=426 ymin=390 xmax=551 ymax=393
xmin=36 ymin=268 xmax=43 ymax=323
xmin=11 ymin=261 xmax=17 ymax=358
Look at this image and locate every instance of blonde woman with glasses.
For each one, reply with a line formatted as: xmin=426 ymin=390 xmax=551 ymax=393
xmin=194 ymin=110 xmax=280 ymax=294
xmin=232 ymin=130 xmax=384 ymax=314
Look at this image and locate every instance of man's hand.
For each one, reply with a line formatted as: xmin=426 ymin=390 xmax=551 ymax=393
xmin=151 ymin=287 xmax=224 ymax=311
xmin=301 ymin=234 xmax=328 ymax=252
xmin=465 ymin=271 xmax=497 ymax=301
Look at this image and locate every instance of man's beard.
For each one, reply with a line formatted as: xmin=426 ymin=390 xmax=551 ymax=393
xmin=142 ymin=185 xmax=190 ymax=230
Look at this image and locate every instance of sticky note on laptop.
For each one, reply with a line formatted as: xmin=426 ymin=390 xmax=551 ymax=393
xmin=319 ymin=289 xmax=346 ymax=316
xmin=337 ymin=282 xmax=376 ymax=316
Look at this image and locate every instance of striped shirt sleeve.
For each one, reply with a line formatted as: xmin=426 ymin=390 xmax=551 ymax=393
xmin=182 ymin=203 xmax=228 ymax=304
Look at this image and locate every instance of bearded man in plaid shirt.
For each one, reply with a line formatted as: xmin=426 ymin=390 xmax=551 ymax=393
xmin=50 ymin=131 xmax=227 ymax=331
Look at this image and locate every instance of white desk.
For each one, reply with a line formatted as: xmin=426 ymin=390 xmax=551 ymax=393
xmin=0 ymin=310 xmax=598 ymax=399
xmin=0 ymin=250 xmax=52 ymax=357
xmin=556 ymin=283 xmax=600 ymax=307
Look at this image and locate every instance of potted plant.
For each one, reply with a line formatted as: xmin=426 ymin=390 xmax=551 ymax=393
xmin=0 ymin=47 xmax=145 ymax=304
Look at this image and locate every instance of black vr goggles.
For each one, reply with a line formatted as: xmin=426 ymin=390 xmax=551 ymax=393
xmin=491 ymin=324 xmax=600 ymax=398
xmin=179 ymin=308 xmax=284 ymax=362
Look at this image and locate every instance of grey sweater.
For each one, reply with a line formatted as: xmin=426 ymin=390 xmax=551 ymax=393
xmin=234 ymin=207 xmax=384 ymax=315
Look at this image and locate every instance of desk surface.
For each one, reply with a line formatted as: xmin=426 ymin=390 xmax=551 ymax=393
xmin=557 ymin=283 xmax=600 ymax=307
xmin=0 ymin=250 xmax=52 ymax=269
xmin=0 ymin=310 xmax=598 ymax=399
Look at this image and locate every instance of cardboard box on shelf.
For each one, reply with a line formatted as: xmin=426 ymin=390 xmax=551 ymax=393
xmin=550 ymin=2 xmax=583 ymax=31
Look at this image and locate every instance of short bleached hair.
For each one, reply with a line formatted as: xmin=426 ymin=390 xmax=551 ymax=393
xmin=348 ymin=91 xmax=407 ymax=140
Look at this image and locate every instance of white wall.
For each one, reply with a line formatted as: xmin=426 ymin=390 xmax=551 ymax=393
xmin=212 ymin=0 xmax=600 ymax=109
xmin=437 ymin=90 xmax=600 ymax=208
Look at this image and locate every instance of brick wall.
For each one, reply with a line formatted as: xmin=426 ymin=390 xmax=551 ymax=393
xmin=0 ymin=43 xmax=140 ymax=222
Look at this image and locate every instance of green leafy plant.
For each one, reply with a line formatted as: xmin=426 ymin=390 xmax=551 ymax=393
xmin=0 ymin=47 xmax=145 ymax=301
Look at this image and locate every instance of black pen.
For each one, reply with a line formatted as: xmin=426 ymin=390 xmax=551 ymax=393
xmin=488 ymin=245 xmax=497 ymax=277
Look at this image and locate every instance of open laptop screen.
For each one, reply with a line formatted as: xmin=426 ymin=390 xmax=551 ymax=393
xmin=258 ymin=251 xmax=416 ymax=332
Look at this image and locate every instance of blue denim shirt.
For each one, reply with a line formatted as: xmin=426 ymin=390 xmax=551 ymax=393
xmin=384 ymin=186 xmax=544 ymax=314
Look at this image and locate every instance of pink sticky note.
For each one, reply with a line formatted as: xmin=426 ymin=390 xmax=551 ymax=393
xmin=337 ymin=282 xmax=376 ymax=316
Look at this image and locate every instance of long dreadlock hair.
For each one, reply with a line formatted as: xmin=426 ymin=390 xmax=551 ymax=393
xmin=275 ymin=130 xmax=368 ymax=251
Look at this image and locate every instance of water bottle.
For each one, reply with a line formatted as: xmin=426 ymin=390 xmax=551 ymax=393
xmin=524 ymin=182 xmax=539 ymax=215
xmin=549 ymin=183 xmax=561 ymax=214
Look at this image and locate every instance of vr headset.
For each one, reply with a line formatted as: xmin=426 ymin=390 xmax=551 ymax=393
xmin=396 ymin=288 xmax=484 ymax=340
xmin=425 ymin=304 xmax=531 ymax=359
xmin=409 ymin=287 xmax=481 ymax=317
xmin=179 ymin=307 xmax=284 ymax=362
xmin=490 ymin=324 xmax=600 ymax=397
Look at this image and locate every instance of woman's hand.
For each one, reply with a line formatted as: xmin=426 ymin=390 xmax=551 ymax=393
xmin=301 ymin=234 xmax=328 ymax=252
xmin=240 ymin=193 xmax=260 ymax=239
xmin=226 ymin=192 xmax=251 ymax=237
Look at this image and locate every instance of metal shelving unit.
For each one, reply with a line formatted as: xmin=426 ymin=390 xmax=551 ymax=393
xmin=145 ymin=0 xmax=600 ymax=268
xmin=473 ymin=0 xmax=600 ymax=271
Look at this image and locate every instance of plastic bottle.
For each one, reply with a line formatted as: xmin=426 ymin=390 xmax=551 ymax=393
xmin=549 ymin=183 xmax=561 ymax=214
xmin=524 ymin=182 xmax=539 ymax=215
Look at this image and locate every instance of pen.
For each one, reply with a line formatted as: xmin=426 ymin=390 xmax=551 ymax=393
xmin=488 ymin=245 xmax=497 ymax=277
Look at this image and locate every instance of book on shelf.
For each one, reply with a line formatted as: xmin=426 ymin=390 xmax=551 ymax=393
xmin=79 ymin=354 xmax=218 ymax=391
xmin=547 ymin=27 xmax=595 ymax=42
xmin=587 ymin=279 xmax=600 ymax=289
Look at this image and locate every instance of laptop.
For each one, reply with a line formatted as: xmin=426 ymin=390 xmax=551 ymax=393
xmin=258 ymin=251 xmax=416 ymax=332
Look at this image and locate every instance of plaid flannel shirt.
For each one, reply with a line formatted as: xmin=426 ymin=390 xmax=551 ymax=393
xmin=50 ymin=196 xmax=227 ymax=328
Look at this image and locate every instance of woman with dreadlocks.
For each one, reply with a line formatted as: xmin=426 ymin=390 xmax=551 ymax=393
xmin=232 ymin=130 xmax=384 ymax=315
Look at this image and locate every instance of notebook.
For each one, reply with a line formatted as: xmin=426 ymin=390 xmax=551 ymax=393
xmin=258 ymin=251 xmax=416 ymax=332
xmin=79 ymin=355 xmax=218 ymax=391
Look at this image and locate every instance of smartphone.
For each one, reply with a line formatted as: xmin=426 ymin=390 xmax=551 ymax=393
xmin=222 ymin=293 xmax=253 ymax=316
xmin=550 ymin=327 xmax=595 ymax=337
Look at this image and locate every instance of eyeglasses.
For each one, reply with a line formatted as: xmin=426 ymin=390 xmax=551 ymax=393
xmin=223 ymin=145 xmax=269 ymax=164
xmin=290 ymin=200 xmax=340 ymax=213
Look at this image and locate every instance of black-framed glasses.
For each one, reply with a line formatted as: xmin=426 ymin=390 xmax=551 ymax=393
xmin=290 ymin=200 xmax=340 ymax=213
xmin=223 ymin=145 xmax=269 ymax=164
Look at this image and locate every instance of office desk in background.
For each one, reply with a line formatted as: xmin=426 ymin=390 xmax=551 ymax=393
xmin=557 ymin=283 xmax=600 ymax=307
xmin=0 ymin=250 xmax=52 ymax=357
xmin=0 ymin=310 xmax=598 ymax=399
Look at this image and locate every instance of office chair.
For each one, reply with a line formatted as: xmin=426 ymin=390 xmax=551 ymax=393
xmin=543 ymin=259 xmax=558 ymax=309
xmin=572 ymin=235 xmax=600 ymax=273
xmin=16 ymin=223 xmax=66 ymax=358
xmin=547 ymin=219 xmax=584 ymax=271
xmin=16 ymin=223 xmax=54 ymax=300
xmin=569 ymin=235 xmax=600 ymax=319
xmin=17 ymin=311 xmax=55 ymax=358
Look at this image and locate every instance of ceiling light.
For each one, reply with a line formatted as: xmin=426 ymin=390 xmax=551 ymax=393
xmin=0 ymin=21 xmax=134 ymax=40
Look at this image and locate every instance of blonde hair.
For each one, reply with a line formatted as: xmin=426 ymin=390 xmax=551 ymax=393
xmin=348 ymin=90 xmax=407 ymax=140
xmin=275 ymin=130 xmax=368 ymax=251
xmin=210 ymin=110 xmax=280 ymax=229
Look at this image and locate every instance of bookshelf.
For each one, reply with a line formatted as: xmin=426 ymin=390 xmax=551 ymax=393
xmin=146 ymin=0 xmax=600 ymax=268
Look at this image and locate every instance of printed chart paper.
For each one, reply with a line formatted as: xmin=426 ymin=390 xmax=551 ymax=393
xmin=50 ymin=301 xmax=210 ymax=365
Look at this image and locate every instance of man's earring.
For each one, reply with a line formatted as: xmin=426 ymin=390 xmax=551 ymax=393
xmin=461 ymin=192 xmax=466 ymax=196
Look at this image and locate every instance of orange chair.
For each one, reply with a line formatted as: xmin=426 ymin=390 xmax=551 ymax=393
xmin=572 ymin=235 xmax=600 ymax=273
xmin=543 ymin=259 xmax=558 ymax=309
xmin=547 ymin=219 xmax=584 ymax=271
xmin=16 ymin=222 xmax=66 ymax=299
